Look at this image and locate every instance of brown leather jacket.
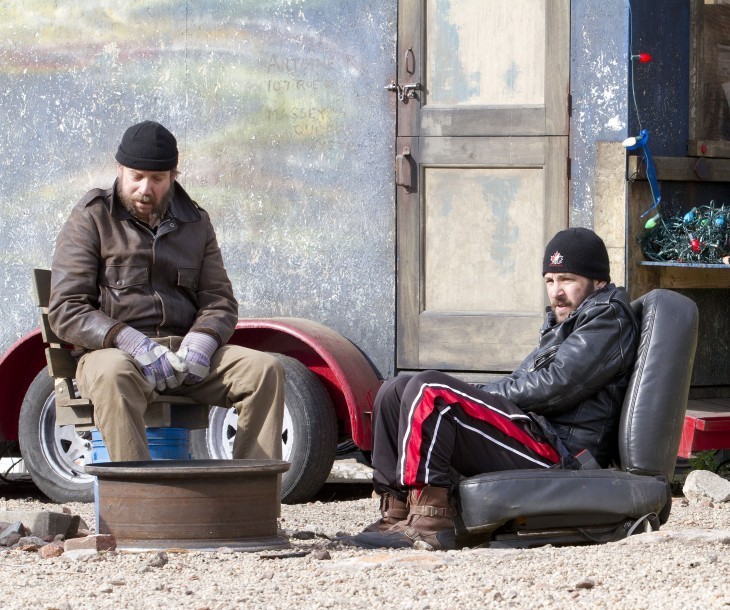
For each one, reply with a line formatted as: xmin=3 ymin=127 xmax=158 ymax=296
xmin=48 ymin=181 xmax=238 ymax=350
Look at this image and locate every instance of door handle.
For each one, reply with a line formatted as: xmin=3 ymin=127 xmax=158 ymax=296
xmin=395 ymin=146 xmax=414 ymax=191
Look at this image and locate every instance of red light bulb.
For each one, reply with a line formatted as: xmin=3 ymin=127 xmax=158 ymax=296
xmin=690 ymin=238 xmax=701 ymax=253
xmin=631 ymin=53 xmax=653 ymax=63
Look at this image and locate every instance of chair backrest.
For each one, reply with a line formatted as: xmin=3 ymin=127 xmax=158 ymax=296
xmin=619 ymin=289 xmax=699 ymax=479
xmin=32 ymin=268 xmax=87 ymax=410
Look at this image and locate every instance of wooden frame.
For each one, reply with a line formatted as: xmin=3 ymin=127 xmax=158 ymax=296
xmin=688 ymin=0 xmax=730 ymax=158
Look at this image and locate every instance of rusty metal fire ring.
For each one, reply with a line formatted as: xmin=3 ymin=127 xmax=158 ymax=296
xmin=86 ymin=459 xmax=291 ymax=552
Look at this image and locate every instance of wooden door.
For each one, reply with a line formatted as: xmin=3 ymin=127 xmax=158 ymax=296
xmin=395 ymin=0 xmax=570 ymax=374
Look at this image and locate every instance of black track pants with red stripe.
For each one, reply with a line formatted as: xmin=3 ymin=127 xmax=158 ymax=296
xmin=371 ymin=370 xmax=561 ymax=497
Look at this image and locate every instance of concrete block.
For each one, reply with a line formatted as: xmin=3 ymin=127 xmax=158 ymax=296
xmin=0 ymin=510 xmax=76 ymax=538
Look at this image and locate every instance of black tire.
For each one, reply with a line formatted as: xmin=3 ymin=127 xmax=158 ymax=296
xmin=18 ymin=368 xmax=95 ymax=503
xmin=190 ymin=354 xmax=338 ymax=504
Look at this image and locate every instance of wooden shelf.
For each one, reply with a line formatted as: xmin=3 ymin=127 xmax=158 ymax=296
xmin=635 ymin=261 xmax=730 ymax=289
xmin=638 ymin=261 xmax=730 ymax=268
xmin=627 ymin=158 xmax=730 ymax=292
xmin=628 ymin=154 xmax=730 ymax=182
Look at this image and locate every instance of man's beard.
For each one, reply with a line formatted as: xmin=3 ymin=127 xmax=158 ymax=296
xmin=117 ymin=183 xmax=174 ymax=224
xmin=550 ymin=284 xmax=596 ymax=322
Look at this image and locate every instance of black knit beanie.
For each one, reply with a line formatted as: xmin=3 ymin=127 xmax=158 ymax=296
xmin=542 ymin=227 xmax=611 ymax=281
xmin=115 ymin=121 xmax=178 ymax=171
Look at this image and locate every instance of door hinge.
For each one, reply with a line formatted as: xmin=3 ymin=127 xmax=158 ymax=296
xmin=568 ymin=93 xmax=572 ymax=117
xmin=567 ymin=157 xmax=572 ymax=181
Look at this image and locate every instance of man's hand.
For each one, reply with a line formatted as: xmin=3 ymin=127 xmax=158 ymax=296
xmin=176 ymin=332 xmax=218 ymax=385
xmin=114 ymin=326 xmax=188 ymax=392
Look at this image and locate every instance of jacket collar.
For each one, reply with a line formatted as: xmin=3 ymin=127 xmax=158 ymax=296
xmin=109 ymin=180 xmax=202 ymax=223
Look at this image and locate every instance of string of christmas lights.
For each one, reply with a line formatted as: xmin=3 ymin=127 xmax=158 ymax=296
xmin=640 ymin=202 xmax=730 ymax=264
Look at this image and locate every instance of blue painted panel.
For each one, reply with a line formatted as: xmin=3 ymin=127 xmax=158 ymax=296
xmin=628 ymin=0 xmax=690 ymax=157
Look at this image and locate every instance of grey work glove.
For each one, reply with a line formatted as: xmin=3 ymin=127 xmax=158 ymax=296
xmin=175 ymin=331 xmax=219 ymax=385
xmin=114 ymin=326 xmax=188 ymax=392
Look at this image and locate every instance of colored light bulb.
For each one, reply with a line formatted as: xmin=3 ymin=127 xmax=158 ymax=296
xmin=690 ymin=238 xmax=701 ymax=253
xmin=631 ymin=53 xmax=653 ymax=63
xmin=645 ymin=213 xmax=661 ymax=229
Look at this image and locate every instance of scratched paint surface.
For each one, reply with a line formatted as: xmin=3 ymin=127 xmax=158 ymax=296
xmin=424 ymin=167 xmax=544 ymax=314
xmin=0 ymin=1 xmax=396 ymax=376
xmin=570 ymin=0 xmax=629 ymax=227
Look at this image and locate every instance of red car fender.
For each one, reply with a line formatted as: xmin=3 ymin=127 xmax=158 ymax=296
xmin=0 ymin=329 xmax=47 ymax=442
xmin=231 ymin=318 xmax=382 ymax=450
xmin=0 ymin=320 xmax=383 ymax=450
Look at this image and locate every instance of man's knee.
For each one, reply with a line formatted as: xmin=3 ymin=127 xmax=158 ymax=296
xmin=77 ymin=348 xmax=141 ymax=392
xmin=224 ymin=347 xmax=284 ymax=395
xmin=258 ymin=352 xmax=285 ymax=390
xmin=409 ymin=370 xmax=449 ymax=387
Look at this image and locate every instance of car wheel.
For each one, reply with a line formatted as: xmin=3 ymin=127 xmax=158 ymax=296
xmin=190 ymin=353 xmax=338 ymax=503
xmin=18 ymin=368 xmax=95 ymax=503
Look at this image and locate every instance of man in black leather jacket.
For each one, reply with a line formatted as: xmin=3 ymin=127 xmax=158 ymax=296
xmin=347 ymin=228 xmax=639 ymax=551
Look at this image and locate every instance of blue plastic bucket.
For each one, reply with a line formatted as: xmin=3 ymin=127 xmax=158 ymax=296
xmin=91 ymin=427 xmax=191 ymax=532
xmin=90 ymin=427 xmax=191 ymax=462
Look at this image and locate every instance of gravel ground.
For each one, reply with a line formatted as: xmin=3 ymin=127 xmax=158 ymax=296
xmin=1 ymin=461 xmax=728 ymax=610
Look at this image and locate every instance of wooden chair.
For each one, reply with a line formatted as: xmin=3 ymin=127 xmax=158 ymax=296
xmin=33 ymin=268 xmax=210 ymax=432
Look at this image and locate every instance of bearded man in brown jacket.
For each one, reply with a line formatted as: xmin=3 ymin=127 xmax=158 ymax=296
xmin=48 ymin=120 xmax=284 ymax=462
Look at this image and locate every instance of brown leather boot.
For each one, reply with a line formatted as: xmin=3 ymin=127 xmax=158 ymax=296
xmin=346 ymin=485 xmax=457 ymax=550
xmin=361 ymin=492 xmax=409 ymax=533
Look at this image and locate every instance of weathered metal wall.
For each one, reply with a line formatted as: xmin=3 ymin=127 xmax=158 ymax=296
xmin=0 ymin=1 xmax=397 ymax=377
xmin=570 ymin=0 xmax=630 ymax=227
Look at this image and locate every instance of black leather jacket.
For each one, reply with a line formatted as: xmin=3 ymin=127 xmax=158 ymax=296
xmin=479 ymin=284 xmax=639 ymax=467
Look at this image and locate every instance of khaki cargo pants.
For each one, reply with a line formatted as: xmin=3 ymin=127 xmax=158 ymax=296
xmin=76 ymin=337 xmax=284 ymax=462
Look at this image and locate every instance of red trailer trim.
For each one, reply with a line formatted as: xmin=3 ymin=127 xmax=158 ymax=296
xmin=231 ymin=317 xmax=382 ymax=449
xmin=0 ymin=330 xmax=46 ymax=442
xmin=678 ymin=399 xmax=730 ymax=458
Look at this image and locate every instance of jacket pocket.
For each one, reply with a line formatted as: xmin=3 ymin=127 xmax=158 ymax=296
xmin=177 ymin=267 xmax=200 ymax=291
xmin=98 ymin=265 xmax=150 ymax=320
xmin=99 ymin=265 xmax=149 ymax=288
xmin=529 ymin=345 xmax=560 ymax=372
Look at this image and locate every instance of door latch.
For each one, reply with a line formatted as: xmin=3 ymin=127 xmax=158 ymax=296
xmin=385 ymin=81 xmax=422 ymax=102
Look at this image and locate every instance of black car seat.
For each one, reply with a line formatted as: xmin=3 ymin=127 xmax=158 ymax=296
xmin=456 ymin=289 xmax=699 ymax=548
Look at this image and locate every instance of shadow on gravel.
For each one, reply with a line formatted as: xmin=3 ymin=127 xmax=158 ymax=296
xmin=312 ymin=481 xmax=374 ymax=503
xmin=0 ymin=478 xmax=50 ymax=501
